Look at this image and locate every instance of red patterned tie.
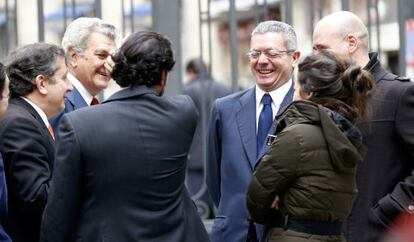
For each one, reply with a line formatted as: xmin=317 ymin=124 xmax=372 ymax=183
xmin=90 ymin=97 xmax=100 ymax=105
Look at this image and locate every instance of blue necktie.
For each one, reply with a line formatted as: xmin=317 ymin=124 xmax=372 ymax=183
xmin=257 ymin=94 xmax=273 ymax=156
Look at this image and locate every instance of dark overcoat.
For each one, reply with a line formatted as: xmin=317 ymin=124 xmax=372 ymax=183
xmin=344 ymin=53 xmax=414 ymax=242
xmin=40 ymin=85 xmax=210 ymax=242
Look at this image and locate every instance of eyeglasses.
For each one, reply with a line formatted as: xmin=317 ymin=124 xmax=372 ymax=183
xmin=247 ymin=48 xmax=294 ymax=59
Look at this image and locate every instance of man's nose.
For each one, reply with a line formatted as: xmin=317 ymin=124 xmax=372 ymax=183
xmin=257 ymin=52 xmax=269 ymax=63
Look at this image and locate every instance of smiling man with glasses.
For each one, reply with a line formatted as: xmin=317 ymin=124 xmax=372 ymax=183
xmin=247 ymin=48 xmax=295 ymax=60
xmin=206 ymin=20 xmax=300 ymax=242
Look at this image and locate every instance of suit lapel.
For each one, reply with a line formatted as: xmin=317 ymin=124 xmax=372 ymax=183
xmin=236 ymin=88 xmax=257 ymax=170
xmin=10 ymin=98 xmax=56 ymax=147
xmin=278 ymin=81 xmax=294 ymax=114
xmin=67 ymin=87 xmax=88 ymax=110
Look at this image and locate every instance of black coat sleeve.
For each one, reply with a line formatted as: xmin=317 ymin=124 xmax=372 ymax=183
xmin=374 ymin=83 xmax=414 ymax=225
xmin=1 ymin=116 xmax=53 ymax=218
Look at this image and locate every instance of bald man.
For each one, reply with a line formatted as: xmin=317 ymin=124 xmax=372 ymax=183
xmin=313 ymin=11 xmax=414 ymax=242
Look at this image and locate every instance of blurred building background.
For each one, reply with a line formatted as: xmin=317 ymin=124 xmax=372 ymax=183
xmin=1 ymin=0 xmax=414 ymax=234
xmin=1 ymin=0 xmax=414 ymax=97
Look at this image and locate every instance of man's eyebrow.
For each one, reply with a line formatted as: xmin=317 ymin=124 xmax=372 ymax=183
xmin=94 ymin=49 xmax=110 ymax=55
xmin=313 ymin=44 xmax=325 ymax=49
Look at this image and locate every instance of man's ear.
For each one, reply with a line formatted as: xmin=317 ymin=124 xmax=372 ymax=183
xmin=346 ymin=34 xmax=358 ymax=53
xmin=68 ymin=47 xmax=79 ymax=68
xmin=155 ymin=70 xmax=168 ymax=96
xmin=35 ymin=75 xmax=48 ymax=95
xmin=161 ymin=69 xmax=168 ymax=86
xmin=291 ymin=50 xmax=301 ymax=67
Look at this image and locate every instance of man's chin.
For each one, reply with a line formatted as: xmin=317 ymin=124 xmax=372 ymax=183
xmin=95 ymin=80 xmax=110 ymax=89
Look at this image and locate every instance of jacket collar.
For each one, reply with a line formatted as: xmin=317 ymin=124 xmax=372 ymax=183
xmin=67 ymin=87 xmax=88 ymax=109
xmin=103 ymin=85 xmax=158 ymax=104
xmin=236 ymin=88 xmax=257 ymax=169
xmin=365 ymin=52 xmax=388 ymax=83
xmin=10 ymin=97 xmax=44 ymax=124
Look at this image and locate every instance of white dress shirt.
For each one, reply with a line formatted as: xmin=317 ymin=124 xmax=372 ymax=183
xmin=255 ymin=80 xmax=292 ymax=132
xmin=68 ymin=72 xmax=94 ymax=106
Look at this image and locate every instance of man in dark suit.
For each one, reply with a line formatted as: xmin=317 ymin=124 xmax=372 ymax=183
xmin=313 ymin=11 xmax=414 ymax=242
xmin=183 ymin=58 xmax=232 ymax=219
xmin=50 ymin=17 xmax=119 ymax=141
xmin=40 ymin=30 xmax=210 ymax=242
xmin=0 ymin=43 xmax=73 ymax=242
xmin=0 ymin=62 xmax=11 ymax=242
xmin=206 ymin=20 xmax=300 ymax=242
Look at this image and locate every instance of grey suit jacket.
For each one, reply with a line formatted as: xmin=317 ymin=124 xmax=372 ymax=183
xmin=206 ymin=85 xmax=294 ymax=242
xmin=40 ymin=85 xmax=210 ymax=242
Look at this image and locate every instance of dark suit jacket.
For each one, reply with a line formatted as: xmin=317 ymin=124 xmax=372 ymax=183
xmin=206 ymin=85 xmax=294 ymax=242
xmin=344 ymin=53 xmax=414 ymax=242
xmin=0 ymin=154 xmax=11 ymax=242
xmin=40 ymin=85 xmax=210 ymax=242
xmin=50 ymin=87 xmax=88 ymax=143
xmin=0 ymin=97 xmax=55 ymax=242
xmin=183 ymin=77 xmax=231 ymax=198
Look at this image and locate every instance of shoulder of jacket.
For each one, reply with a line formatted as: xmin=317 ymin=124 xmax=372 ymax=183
xmin=394 ymin=76 xmax=411 ymax=82
xmin=383 ymin=72 xmax=411 ymax=82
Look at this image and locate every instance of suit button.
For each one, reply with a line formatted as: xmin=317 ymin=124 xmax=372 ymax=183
xmin=408 ymin=205 xmax=414 ymax=213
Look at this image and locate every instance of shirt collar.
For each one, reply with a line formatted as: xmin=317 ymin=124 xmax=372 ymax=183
xmin=255 ymin=80 xmax=292 ymax=107
xmin=20 ymin=97 xmax=50 ymax=128
xmin=68 ymin=72 xmax=94 ymax=106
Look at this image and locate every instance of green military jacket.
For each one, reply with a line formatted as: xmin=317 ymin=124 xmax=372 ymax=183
xmin=247 ymin=100 xmax=366 ymax=225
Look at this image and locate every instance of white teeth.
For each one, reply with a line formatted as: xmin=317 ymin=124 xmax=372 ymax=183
xmin=258 ymin=69 xmax=272 ymax=74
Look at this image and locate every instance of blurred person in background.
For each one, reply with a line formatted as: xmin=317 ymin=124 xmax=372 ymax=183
xmin=40 ymin=30 xmax=210 ymax=242
xmin=183 ymin=58 xmax=231 ymax=219
xmin=247 ymin=51 xmax=373 ymax=242
xmin=313 ymin=11 xmax=414 ymax=242
xmin=0 ymin=43 xmax=73 ymax=242
xmin=49 ymin=17 xmax=119 ymax=142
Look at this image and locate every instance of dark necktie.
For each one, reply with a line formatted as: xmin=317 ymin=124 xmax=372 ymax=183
xmin=257 ymin=94 xmax=273 ymax=156
xmin=90 ymin=97 xmax=100 ymax=105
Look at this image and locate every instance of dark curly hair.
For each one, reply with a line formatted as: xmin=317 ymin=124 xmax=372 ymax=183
xmin=111 ymin=30 xmax=175 ymax=87
xmin=0 ymin=62 xmax=6 ymax=100
xmin=297 ymin=50 xmax=374 ymax=122
xmin=5 ymin=43 xmax=65 ymax=98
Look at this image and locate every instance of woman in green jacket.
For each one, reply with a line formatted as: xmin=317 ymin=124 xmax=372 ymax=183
xmin=247 ymin=51 xmax=373 ymax=242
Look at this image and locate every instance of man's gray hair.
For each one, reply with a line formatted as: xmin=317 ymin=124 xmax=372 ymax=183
xmin=251 ymin=20 xmax=297 ymax=51
xmin=61 ymin=17 xmax=119 ymax=54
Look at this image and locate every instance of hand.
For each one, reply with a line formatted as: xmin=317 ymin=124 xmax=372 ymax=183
xmin=104 ymin=55 xmax=115 ymax=74
xmin=271 ymin=195 xmax=280 ymax=210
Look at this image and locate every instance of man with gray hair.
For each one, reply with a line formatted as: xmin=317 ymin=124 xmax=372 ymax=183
xmin=206 ymin=20 xmax=300 ymax=242
xmin=50 ymin=17 xmax=119 ymax=141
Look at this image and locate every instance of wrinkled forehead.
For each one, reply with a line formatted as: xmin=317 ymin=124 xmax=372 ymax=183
xmin=250 ymin=32 xmax=287 ymax=50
